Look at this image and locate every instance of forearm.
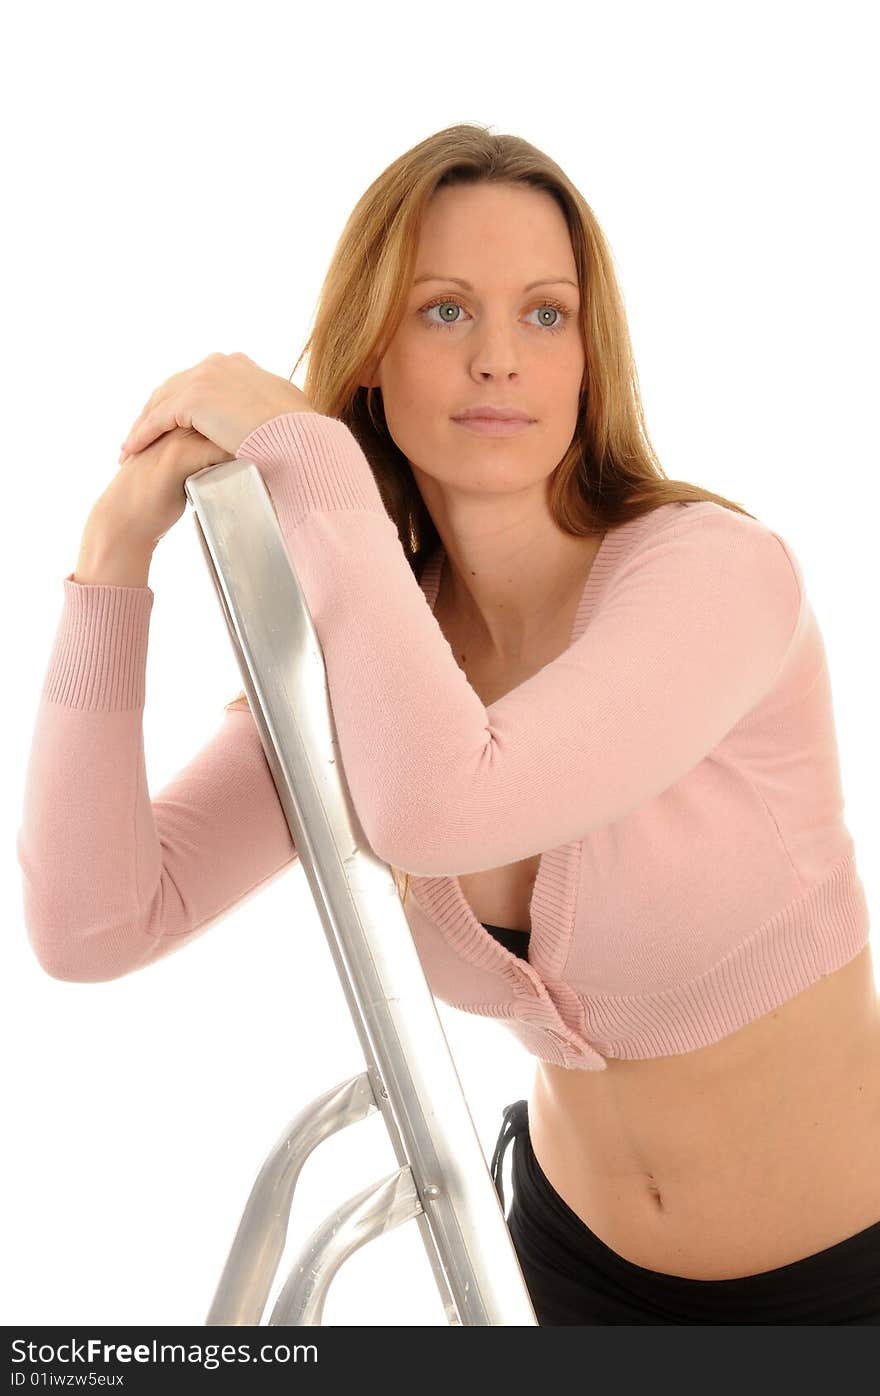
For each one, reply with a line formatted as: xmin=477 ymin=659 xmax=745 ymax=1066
xmin=74 ymin=509 xmax=155 ymax=588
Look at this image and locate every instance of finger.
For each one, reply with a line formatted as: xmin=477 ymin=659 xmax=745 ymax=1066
xmin=120 ymin=362 xmax=202 ymax=457
xmin=127 ymin=375 xmax=179 ymax=434
xmin=119 ymin=391 xmax=169 ymax=460
xmin=119 ymin=397 xmax=156 ymax=455
xmin=120 ymin=395 xmax=193 ymax=460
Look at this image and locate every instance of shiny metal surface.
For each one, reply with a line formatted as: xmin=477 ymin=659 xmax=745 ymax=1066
xmin=185 ymin=456 xmax=537 ymax=1325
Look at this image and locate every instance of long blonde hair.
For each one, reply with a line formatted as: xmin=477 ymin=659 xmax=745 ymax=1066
xmin=227 ymin=121 xmax=756 ymax=909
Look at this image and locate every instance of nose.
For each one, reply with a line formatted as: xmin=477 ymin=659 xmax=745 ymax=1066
xmin=466 ymin=314 xmax=526 ymax=379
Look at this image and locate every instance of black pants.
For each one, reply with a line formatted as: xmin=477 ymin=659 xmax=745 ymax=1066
xmin=490 ymin=1098 xmax=880 ymax=1325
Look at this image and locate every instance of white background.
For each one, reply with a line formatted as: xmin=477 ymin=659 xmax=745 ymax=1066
xmin=2 ymin=0 xmax=877 ymax=1328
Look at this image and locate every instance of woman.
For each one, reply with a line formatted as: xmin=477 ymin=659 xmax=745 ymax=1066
xmin=18 ymin=122 xmax=880 ymax=1323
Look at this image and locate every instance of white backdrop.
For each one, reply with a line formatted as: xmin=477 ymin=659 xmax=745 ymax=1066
xmin=2 ymin=0 xmax=877 ymax=1328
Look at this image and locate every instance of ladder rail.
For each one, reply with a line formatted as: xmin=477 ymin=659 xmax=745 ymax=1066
xmin=184 ymin=456 xmax=538 ymax=1326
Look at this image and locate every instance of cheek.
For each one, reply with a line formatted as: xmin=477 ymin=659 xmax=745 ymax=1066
xmin=387 ymin=338 xmax=452 ymax=406
xmin=382 ymin=333 xmax=429 ymax=388
xmin=537 ymin=357 xmax=585 ymax=409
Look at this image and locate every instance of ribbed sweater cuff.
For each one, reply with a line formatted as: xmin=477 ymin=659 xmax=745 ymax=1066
xmin=44 ymin=573 xmax=155 ymax=710
xmin=234 ymin=411 xmax=388 ymax=528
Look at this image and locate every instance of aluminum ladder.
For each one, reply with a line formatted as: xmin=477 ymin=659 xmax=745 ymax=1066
xmin=184 ymin=452 xmax=538 ymax=1327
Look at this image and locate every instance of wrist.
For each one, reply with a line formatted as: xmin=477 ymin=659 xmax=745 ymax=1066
xmin=75 ymin=515 xmax=155 ymax=588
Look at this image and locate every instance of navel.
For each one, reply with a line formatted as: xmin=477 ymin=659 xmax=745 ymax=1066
xmin=645 ymin=1173 xmax=665 ymax=1210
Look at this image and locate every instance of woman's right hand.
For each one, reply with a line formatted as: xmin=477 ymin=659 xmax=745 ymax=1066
xmin=89 ymin=426 xmax=236 ymax=552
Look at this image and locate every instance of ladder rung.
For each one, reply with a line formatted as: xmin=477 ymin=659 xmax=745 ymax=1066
xmin=206 ymin=1073 xmax=379 ymax=1326
xmin=269 ymin=1165 xmax=423 ymax=1326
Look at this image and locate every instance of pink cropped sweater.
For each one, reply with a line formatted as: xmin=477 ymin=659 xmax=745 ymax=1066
xmin=17 ymin=412 xmax=871 ymax=1070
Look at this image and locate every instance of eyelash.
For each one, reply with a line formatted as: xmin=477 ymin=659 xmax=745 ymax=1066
xmin=418 ymin=294 xmax=573 ymax=336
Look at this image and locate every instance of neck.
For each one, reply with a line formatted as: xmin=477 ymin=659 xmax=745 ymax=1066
xmin=434 ymin=530 xmax=604 ymax=665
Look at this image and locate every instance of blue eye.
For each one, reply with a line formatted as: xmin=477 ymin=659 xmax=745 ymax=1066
xmin=419 ymin=295 xmax=572 ymax=335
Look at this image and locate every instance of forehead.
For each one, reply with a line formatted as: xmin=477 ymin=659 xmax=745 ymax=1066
xmin=414 ymin=183 xmax=577 ymax=277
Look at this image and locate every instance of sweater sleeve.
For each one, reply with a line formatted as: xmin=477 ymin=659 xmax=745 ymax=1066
xmin=17 ymin=575 xmax=298 ymax=982
xmin=233 ymin=412 xmax=804 ymax=877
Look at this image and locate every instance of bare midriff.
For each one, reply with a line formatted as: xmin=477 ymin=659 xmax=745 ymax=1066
xmin=528 ymin=943 xmax=880 ymax=1280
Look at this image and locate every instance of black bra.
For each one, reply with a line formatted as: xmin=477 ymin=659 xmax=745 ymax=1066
xmin=481 ymin=921 xmax=530 ymax=961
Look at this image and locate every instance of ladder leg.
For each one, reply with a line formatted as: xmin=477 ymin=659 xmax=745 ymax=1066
xmin=188 ymin=461 xmax=538 ymax=1325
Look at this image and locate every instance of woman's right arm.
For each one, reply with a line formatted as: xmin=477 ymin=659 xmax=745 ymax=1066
xmin=16 ymin=511 xmax=299 ymax=983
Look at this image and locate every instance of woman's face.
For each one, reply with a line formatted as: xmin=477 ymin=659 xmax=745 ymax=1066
xmin=364 ymin=182 xmax=585 ymax=509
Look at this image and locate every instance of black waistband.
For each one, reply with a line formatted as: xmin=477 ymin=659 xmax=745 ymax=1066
xmin=490 ymin=1098 xmax=529 ymax=1213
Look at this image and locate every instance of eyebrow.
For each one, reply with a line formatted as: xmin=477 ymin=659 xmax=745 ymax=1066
xmin=413 ymin=273 xmax=578 ymax=292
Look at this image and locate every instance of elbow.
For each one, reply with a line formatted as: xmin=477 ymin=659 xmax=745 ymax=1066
xmin=30 ymin=946 xmax=125 ymax=985
xmin=19 ymin=870 xmax=153 ymax=983
xmin=37 ymin=960 xmax=108 ymax=985
xmin=18 ymin=845 xmax=132 ymax=982
xmin=25 ymin=921 xmax=136 ymax=985
xmin=370 ymin=811 xmax=456 ymax=879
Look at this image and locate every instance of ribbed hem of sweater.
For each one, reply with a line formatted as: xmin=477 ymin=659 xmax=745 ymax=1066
xmin=414 ymin=849 xmax=870 ymax=1070
xmin=44 ymin=573 xmax=155 ymax=710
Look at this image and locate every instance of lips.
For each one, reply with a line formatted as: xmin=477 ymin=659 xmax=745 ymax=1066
xmin=452 ymin=417 xmax=533 ymax=436
xmin=453 ymin=407 xmax=534 ymax=422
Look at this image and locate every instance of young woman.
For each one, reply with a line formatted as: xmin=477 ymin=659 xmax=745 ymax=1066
xmin=19 ymin=123 xmax=880 ymax=1324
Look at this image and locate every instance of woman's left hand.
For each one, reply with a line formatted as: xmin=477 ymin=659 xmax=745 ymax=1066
xmin=118 ymin=352 xmax=314 ymax=463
